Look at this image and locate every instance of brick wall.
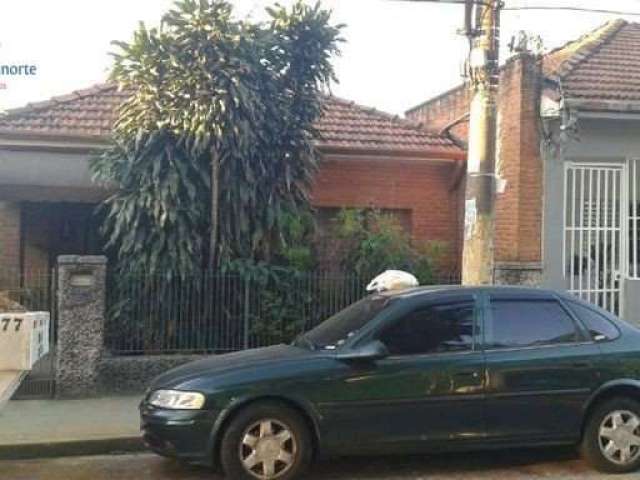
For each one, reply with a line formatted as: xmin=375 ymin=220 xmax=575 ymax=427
xmin=406 ymin=53 xmax=544 ymax=269
xmin=495 ymin=54 xmax=543 ymax=264
xmin=0 ymin=202 xmax=21 ymax=280
xmin=311 ymin=155 xmax=463 ymax=272
xmin=3 ymin=174 xmax=461 ymax=279
xmin=406 ymin=85 xmax=471 ymax=141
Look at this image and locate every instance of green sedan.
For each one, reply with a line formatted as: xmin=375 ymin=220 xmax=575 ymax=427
xmin=140 ymin=286 xmax=640 ymax=479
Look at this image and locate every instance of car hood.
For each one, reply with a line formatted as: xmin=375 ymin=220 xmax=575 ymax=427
xmin=149 ymin=344 xmax=313 ymax=390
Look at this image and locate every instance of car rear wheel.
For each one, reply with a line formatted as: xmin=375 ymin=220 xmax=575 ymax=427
xmin=581 ymin=397 xmax=640 ymax=473
xmin=219 ymin=402 xmax=312 ymax=480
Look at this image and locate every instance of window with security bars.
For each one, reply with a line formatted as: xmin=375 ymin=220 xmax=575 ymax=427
xmin=629 ymin=158 xmax=640 ymax=279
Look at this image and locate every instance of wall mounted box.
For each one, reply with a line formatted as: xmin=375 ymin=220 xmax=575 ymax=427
xmin=0 ymin=312 xmax=50 ymax=371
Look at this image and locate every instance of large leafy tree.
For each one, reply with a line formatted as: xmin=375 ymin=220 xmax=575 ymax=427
xmin=92 ymin=0 xmax=342 ymax=274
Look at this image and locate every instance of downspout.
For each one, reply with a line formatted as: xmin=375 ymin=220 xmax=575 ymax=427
xmin=541 ymin=77 xmax=579 ymax=160
xmin=441 ymin=112 xmax=471 ymax=278
xmin=439 ymin=112 xmax=470 ymax=151
xmin=539 ymin=72 xmax=575 ymax=291
xmin=440 ymin=112 xmax=470 ymax=192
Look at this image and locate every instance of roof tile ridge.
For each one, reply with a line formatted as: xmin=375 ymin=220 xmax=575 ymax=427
xmin=549 ymin=19 xmax=627 ymax=81
xmin=324 ymin=94 xmax=433 ymax=135
xmin=2 ymin=82 xmax=117 ymax=118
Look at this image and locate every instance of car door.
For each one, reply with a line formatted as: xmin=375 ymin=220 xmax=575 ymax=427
xmin=318 ymin=292 xmax=486 ymax=453
xmin=482 ymin=291 xmax=601 ymax=442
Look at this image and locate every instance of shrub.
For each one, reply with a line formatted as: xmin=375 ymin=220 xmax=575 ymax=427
xmin=332 ymin=208 xmax=447 ymax=284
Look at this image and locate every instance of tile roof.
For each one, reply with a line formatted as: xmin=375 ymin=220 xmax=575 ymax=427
xmin=0 ymin=84 xmax=462 ymax=157
xmin=408 ymin=19 xmax=640 ymax=117
xmin=543 ymin=19 xmax=640 ymax=108
xmin=0 ymin=84 xmax=127 ymax=140
xmin=318 ymin=96 xmax=462 ymax=155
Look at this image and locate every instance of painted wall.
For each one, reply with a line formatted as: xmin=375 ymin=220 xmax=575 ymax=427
xmin=543 ymin=117 xmax=640 ymax=322
xmin=0 ymin=149 xmax=94 ymax=187
xmin=0 ymin=149 xmax=109 ymax=202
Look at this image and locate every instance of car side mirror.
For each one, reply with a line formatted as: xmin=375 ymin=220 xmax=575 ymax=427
xmin=335 ymin=340 xmax=389 ymax=363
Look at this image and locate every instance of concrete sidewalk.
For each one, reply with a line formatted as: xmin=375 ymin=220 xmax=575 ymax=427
xmin=0 ymin=396 xmax=144 ymax=459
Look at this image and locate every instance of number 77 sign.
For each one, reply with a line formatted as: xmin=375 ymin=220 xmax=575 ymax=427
xmin=0 ymin=312 xmax=50 ymax=371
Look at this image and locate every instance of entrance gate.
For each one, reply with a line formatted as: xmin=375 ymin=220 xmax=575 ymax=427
xmin=564 ymin=163 xmax=625 ymax=315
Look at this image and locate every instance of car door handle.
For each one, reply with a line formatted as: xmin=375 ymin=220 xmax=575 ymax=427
xmin=572 ymin=362 xmax=590 ymax=369
xmin=455 ymin=371 xmax=480 ymax=379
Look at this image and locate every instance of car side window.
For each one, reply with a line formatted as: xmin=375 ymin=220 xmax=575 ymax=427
xmin=567 ymin=301 xmax=620 ymax=341
xmin=485 ymin=298 xmax=579 ymax=350
xmin=376 ymin=296 xmax=475 ymax=356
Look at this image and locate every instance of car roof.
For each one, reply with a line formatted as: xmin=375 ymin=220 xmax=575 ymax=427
xmin=379 ymin=285 xmax=565 ymax=300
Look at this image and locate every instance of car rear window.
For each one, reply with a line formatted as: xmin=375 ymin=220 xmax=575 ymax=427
xmin=485 ymin=298 xmax=579 ymax=349
xmin=567 ymin=301 xmax=620 ymax=341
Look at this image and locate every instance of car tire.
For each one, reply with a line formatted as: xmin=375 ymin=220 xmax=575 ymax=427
xmin=581 ymin=397 xmax=640 ymax=473
xmin=219 ymin=401 xmax=313 ymax=480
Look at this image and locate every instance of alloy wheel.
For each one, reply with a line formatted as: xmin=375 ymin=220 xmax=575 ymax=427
xmin=239 ymin=418 xmax=297 ymax=479
xmin=598 ymin=410 xmax=640 ymax=466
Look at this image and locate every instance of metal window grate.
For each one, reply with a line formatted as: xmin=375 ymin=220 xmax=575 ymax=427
xmin=563 ymin=164 xmax=624 ymax=315
xmin=629 ymin=158 xmax=640 ymax=280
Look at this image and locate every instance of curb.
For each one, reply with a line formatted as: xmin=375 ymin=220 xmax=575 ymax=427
xmin=0 ymin=436 xmax=145 ymax=460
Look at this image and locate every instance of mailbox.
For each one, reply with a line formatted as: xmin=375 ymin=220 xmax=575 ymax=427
xmin=0 ymin=312 xmax=50 ymax=371
xmin=0 ymin=312 xmax=50 ymax=407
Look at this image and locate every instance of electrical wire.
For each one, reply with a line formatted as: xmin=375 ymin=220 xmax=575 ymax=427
xmin=387 ymin=1 xmax=640 ymax=18
xmin=386 ymin=0 xmax=491 ymax=5
xmin=502 ymin=5 xmax=640 ymax=16
xmin=386 ymin=0 xmax=463 ymax=3
xmin=391 ymin=0 xmax=640 ymax=16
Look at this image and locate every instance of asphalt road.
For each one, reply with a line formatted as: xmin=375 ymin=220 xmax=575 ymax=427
xmin=3 ymin=448 xmax=640 ymax=480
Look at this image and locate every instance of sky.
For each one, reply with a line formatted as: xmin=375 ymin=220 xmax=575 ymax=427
xmin=2 ymin=0 xmax=640 ymax=115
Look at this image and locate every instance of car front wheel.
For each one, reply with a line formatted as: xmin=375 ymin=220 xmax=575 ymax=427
xmin=582 ymin=397 xmax=640 ymax=473
xmin=219 ymin=402 xmax=312 ymax=480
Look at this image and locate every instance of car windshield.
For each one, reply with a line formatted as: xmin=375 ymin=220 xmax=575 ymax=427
xmin=296 ymin=295 xmax=393 ymax=350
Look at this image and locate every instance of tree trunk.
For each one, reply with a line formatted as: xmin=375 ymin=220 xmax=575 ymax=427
xmin=210 ymin=146 xmax=220 ymax=268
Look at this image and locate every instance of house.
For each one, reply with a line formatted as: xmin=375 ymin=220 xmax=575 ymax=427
xmin=408 ymin=19 xmax=640 ymax=320
xmin=9 ymin=19 xmax=638 ymax=320
xmin=0 ymin=87 xmax=465 ymax=282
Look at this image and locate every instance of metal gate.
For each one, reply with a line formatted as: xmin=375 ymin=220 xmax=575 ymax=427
xmin=564 ymin=163 xmax=625 ymax=315
xmin=628 ymin=159 xmax=640 ymax=284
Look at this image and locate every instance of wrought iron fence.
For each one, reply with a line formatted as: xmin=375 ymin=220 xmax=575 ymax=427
xmin=105 ymin=269 xmax=460 ymax=356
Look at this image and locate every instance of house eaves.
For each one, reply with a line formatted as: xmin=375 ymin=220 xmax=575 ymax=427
xmin=0 ymin=86 xmax=463 ymax=161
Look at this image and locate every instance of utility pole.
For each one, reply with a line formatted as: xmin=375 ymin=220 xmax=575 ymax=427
xmin=462 ymin=0 xmax=501 ymax=285
xmin=389 ymin=0 xmax=501 ymax=284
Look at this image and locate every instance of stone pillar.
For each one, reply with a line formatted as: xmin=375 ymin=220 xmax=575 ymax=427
xmin=55 ymin=255 xmax=107 ymax=398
